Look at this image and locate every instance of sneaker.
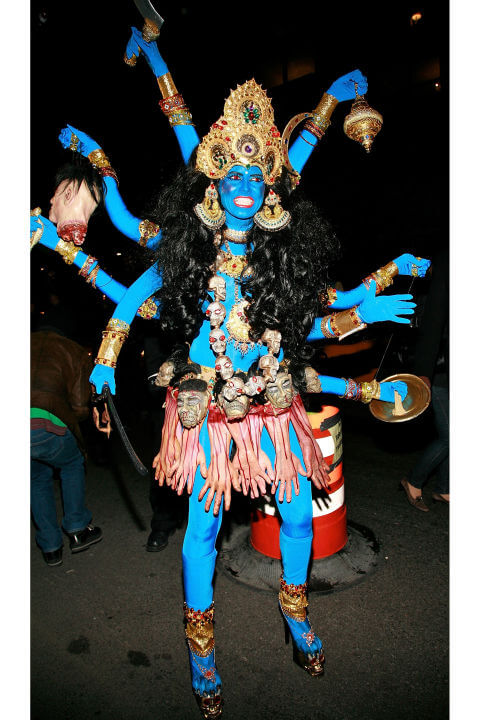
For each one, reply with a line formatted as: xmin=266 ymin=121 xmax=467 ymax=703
xmin=42 ymin=547 xmax=63 ymax=566
xmin=67 ymin=524 xmax=103 ymax=553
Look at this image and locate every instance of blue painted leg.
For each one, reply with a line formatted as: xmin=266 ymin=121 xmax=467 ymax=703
xmin=184 ymin=603 xmax=223 ymax=718
xmin=279 ymin=576 xmax=325 ymax=676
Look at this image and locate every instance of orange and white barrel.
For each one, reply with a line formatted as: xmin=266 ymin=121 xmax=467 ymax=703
xmin=250 ymin=405 xmax=347 ymax=560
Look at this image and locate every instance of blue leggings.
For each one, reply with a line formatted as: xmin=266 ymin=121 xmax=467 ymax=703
xmin=183 ymin=418 xmax=313 ymax=610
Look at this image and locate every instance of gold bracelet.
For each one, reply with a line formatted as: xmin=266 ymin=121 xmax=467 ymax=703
xmin=86 ymin=265 xmax=100 ymax=288
xmin=359 ymin=379 xmax=381 ymax=403
xmin=138 ymin=219 xmax=160 ymax=247
xmin=311 ymin=93 xmax=339 ymax=127
xmin=55 ymin=239 xmax=80 ymax=265
xmin=157 ymin=72 xmax=178 ymax=98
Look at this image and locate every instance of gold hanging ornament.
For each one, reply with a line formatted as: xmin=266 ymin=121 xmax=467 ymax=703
xmin=343 ymin=84 xmax=383 ymax=153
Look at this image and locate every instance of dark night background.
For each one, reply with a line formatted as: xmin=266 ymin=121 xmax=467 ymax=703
xmin=30 ymin=0 xmax=449 ymax=356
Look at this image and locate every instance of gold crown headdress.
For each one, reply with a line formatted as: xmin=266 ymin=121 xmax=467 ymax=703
xmin=195 ymin=80 xmax=284 ymax=185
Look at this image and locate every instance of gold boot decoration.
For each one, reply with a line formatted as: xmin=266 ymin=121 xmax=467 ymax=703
xmin=194 ymin=183 xmax=226 ymax=229
xmin=253 ymin=190 xmax=291 ymax=231
xmin=343 ymin=84 xmax=383 ymax=153
xmin=279 ymin=576 xmax=325 ymax=677
xmin=184 ymin=603 xmax=223 ymax=719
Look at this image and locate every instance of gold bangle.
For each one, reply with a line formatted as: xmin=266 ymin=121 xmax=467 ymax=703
xmin=312 ymin=93 xmax=339 ymax=126
xmin=372 ymin=261 xmax=399 ymax=291
xmin=168 ymin=110 xmax=193 ymax=126
xmin=69 ymin=133 xmax=79 ymax=152
xmin=320 ymin=315 xmax=337 ymax=339
xmin=359 ymin=379 xmax=381 ymax=403
xmin=55 ymin=239 xmax=80 ymax=265
xmin=138 ymin=219 xmax=160 ymax=247
xmin=157 ymin=72 xmax=178 ymax=98
xmin=87 ymin=148 xmax=112 ymax=170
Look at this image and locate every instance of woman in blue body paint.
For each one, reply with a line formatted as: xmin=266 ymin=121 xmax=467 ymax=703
xmin=32 ymin=27 xmax=431 ymax=719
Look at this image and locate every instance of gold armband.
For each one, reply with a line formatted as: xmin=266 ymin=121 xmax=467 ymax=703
xmin=55 ymin=239 xmax=80 ymax=265
xmin=327 ymin=307 xmax=366 ymax=340
xmin=94 ymin=319 xmax=130 ymax=369
xmin=137 ymin=297 xmax=159 ymax=319
xmin=157 ymin=72 xmax=178 ymax=98
xmin=326 ymin=287 xmax=337 ymax=307
xmin=138 ymin=219 xmax=160 ymax=247
xmin=364 ymin=261 xmax=399 ymax=293
xmin=311 ymin=93 xmax=339 ymax=129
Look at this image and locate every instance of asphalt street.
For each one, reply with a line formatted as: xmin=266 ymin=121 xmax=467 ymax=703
xmin=30 ymin=402 xmax=449 ymax=720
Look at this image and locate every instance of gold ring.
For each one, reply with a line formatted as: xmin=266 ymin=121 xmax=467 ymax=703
xmin=411 ymin=265 xmax=418 ymax=277
xmin=69 ymin=133 xmax=79 ymax=152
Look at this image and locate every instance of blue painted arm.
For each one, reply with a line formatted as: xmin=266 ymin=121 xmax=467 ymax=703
xmin=288 ymin=69 xmax=368 ymax=175
xmin=307 ymin=281 xmax=416 ymax=341
xmin=32 ymin=215 xmax=128 ymax=305
xmin=31 ymin=215 xmax=161 ymax=316
xmin=89 ymin=264 xmax=163 ymax=394
xmin=327 ymin=254 xmax=432 ymax=310
xmin=58 ymin=124 xmax=162 ymax=247
xmin=125 ymin=27 xmax=200 ymax=165
xmin=318 ymin=375 xmax=408 ymax=403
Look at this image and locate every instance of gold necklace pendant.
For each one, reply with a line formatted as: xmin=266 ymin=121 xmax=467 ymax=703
xmin=217 ymin=253 xmax=247 ymax=278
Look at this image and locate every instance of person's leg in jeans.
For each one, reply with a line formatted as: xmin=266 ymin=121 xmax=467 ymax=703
xmin=31 ymin=450 xmax=63 ymax=552
xmin=409 ymin=385 xmax=449 ymax=493
xmin=31 ymin=428 xmax=91 ymax=551
xmin=57 ymin=429 xmax=92 ymax=534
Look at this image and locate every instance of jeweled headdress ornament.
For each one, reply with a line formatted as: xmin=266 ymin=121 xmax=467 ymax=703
xmin=195 ymin=80 xmax=283 ymax=185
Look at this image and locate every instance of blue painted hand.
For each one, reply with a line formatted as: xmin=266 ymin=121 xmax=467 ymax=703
xmin=357 ymin=281 xmax=416 ymax=325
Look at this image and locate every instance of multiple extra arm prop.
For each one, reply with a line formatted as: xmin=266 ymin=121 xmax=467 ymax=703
xmin=307 ymin=280 xmax=417 ymax=343
xmin=58 ymin=124 xmax=161 ymax=247
xmin=30 ymin=213 xmax=160 ymax=320
xmin=124 ymin=27 xmax=200 ymax=165
xmin=287 ymin=70 xmax=368 ymax=178
xmin=89 ymin=262 xmax=163 ymax=394
xmin=326 ymin=254 xmax=431 ymax=311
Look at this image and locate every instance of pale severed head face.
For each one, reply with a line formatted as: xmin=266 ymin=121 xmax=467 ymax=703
xmin=177 ymin=388 xmax=210 ymax=428
xmin=265 ymin=372 xmax=294 ymax=409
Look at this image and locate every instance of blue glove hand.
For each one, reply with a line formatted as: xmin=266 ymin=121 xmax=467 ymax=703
xmin=90 ymin=365 xmax=116 ymax=395
xmin=393 ymin=253 xmax=431 ymax=278
xmin=357 ymin=281 xmax=416 ymax=325
xmin=327 ymin=70 xmax=368 ymax=101
xmin=58 ymin=124 xmax=101 ymax=157
xmin=379 ymin=380 xmax=408 ymax=403
xmin=31 ymin=214 xmax=59 ymax=250
xmin=126 ymin=27 xmax=168 ymax=77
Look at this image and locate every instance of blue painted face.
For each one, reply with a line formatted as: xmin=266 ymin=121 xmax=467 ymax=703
xmin=218 ymin=165 xmax=265 ymax=226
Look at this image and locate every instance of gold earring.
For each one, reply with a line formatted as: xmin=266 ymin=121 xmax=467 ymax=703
xmin=194 ymin=183 xmax=226 ymax=229
xmin=253 ymin=190 xmax=291 ymax=231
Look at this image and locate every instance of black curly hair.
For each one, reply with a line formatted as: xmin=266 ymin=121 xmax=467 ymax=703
xmin=149 ymin=156 xmax=340 ymax=364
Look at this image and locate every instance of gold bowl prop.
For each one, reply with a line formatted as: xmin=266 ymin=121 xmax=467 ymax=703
xmin=369 ymin=373 xmax=431 ymax=423
xmin=343 ymin=91 xmax=383 ymax=153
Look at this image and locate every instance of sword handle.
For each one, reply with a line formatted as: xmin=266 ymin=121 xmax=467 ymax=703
xmin=124 ymin=19 xmax=161 ymax=67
